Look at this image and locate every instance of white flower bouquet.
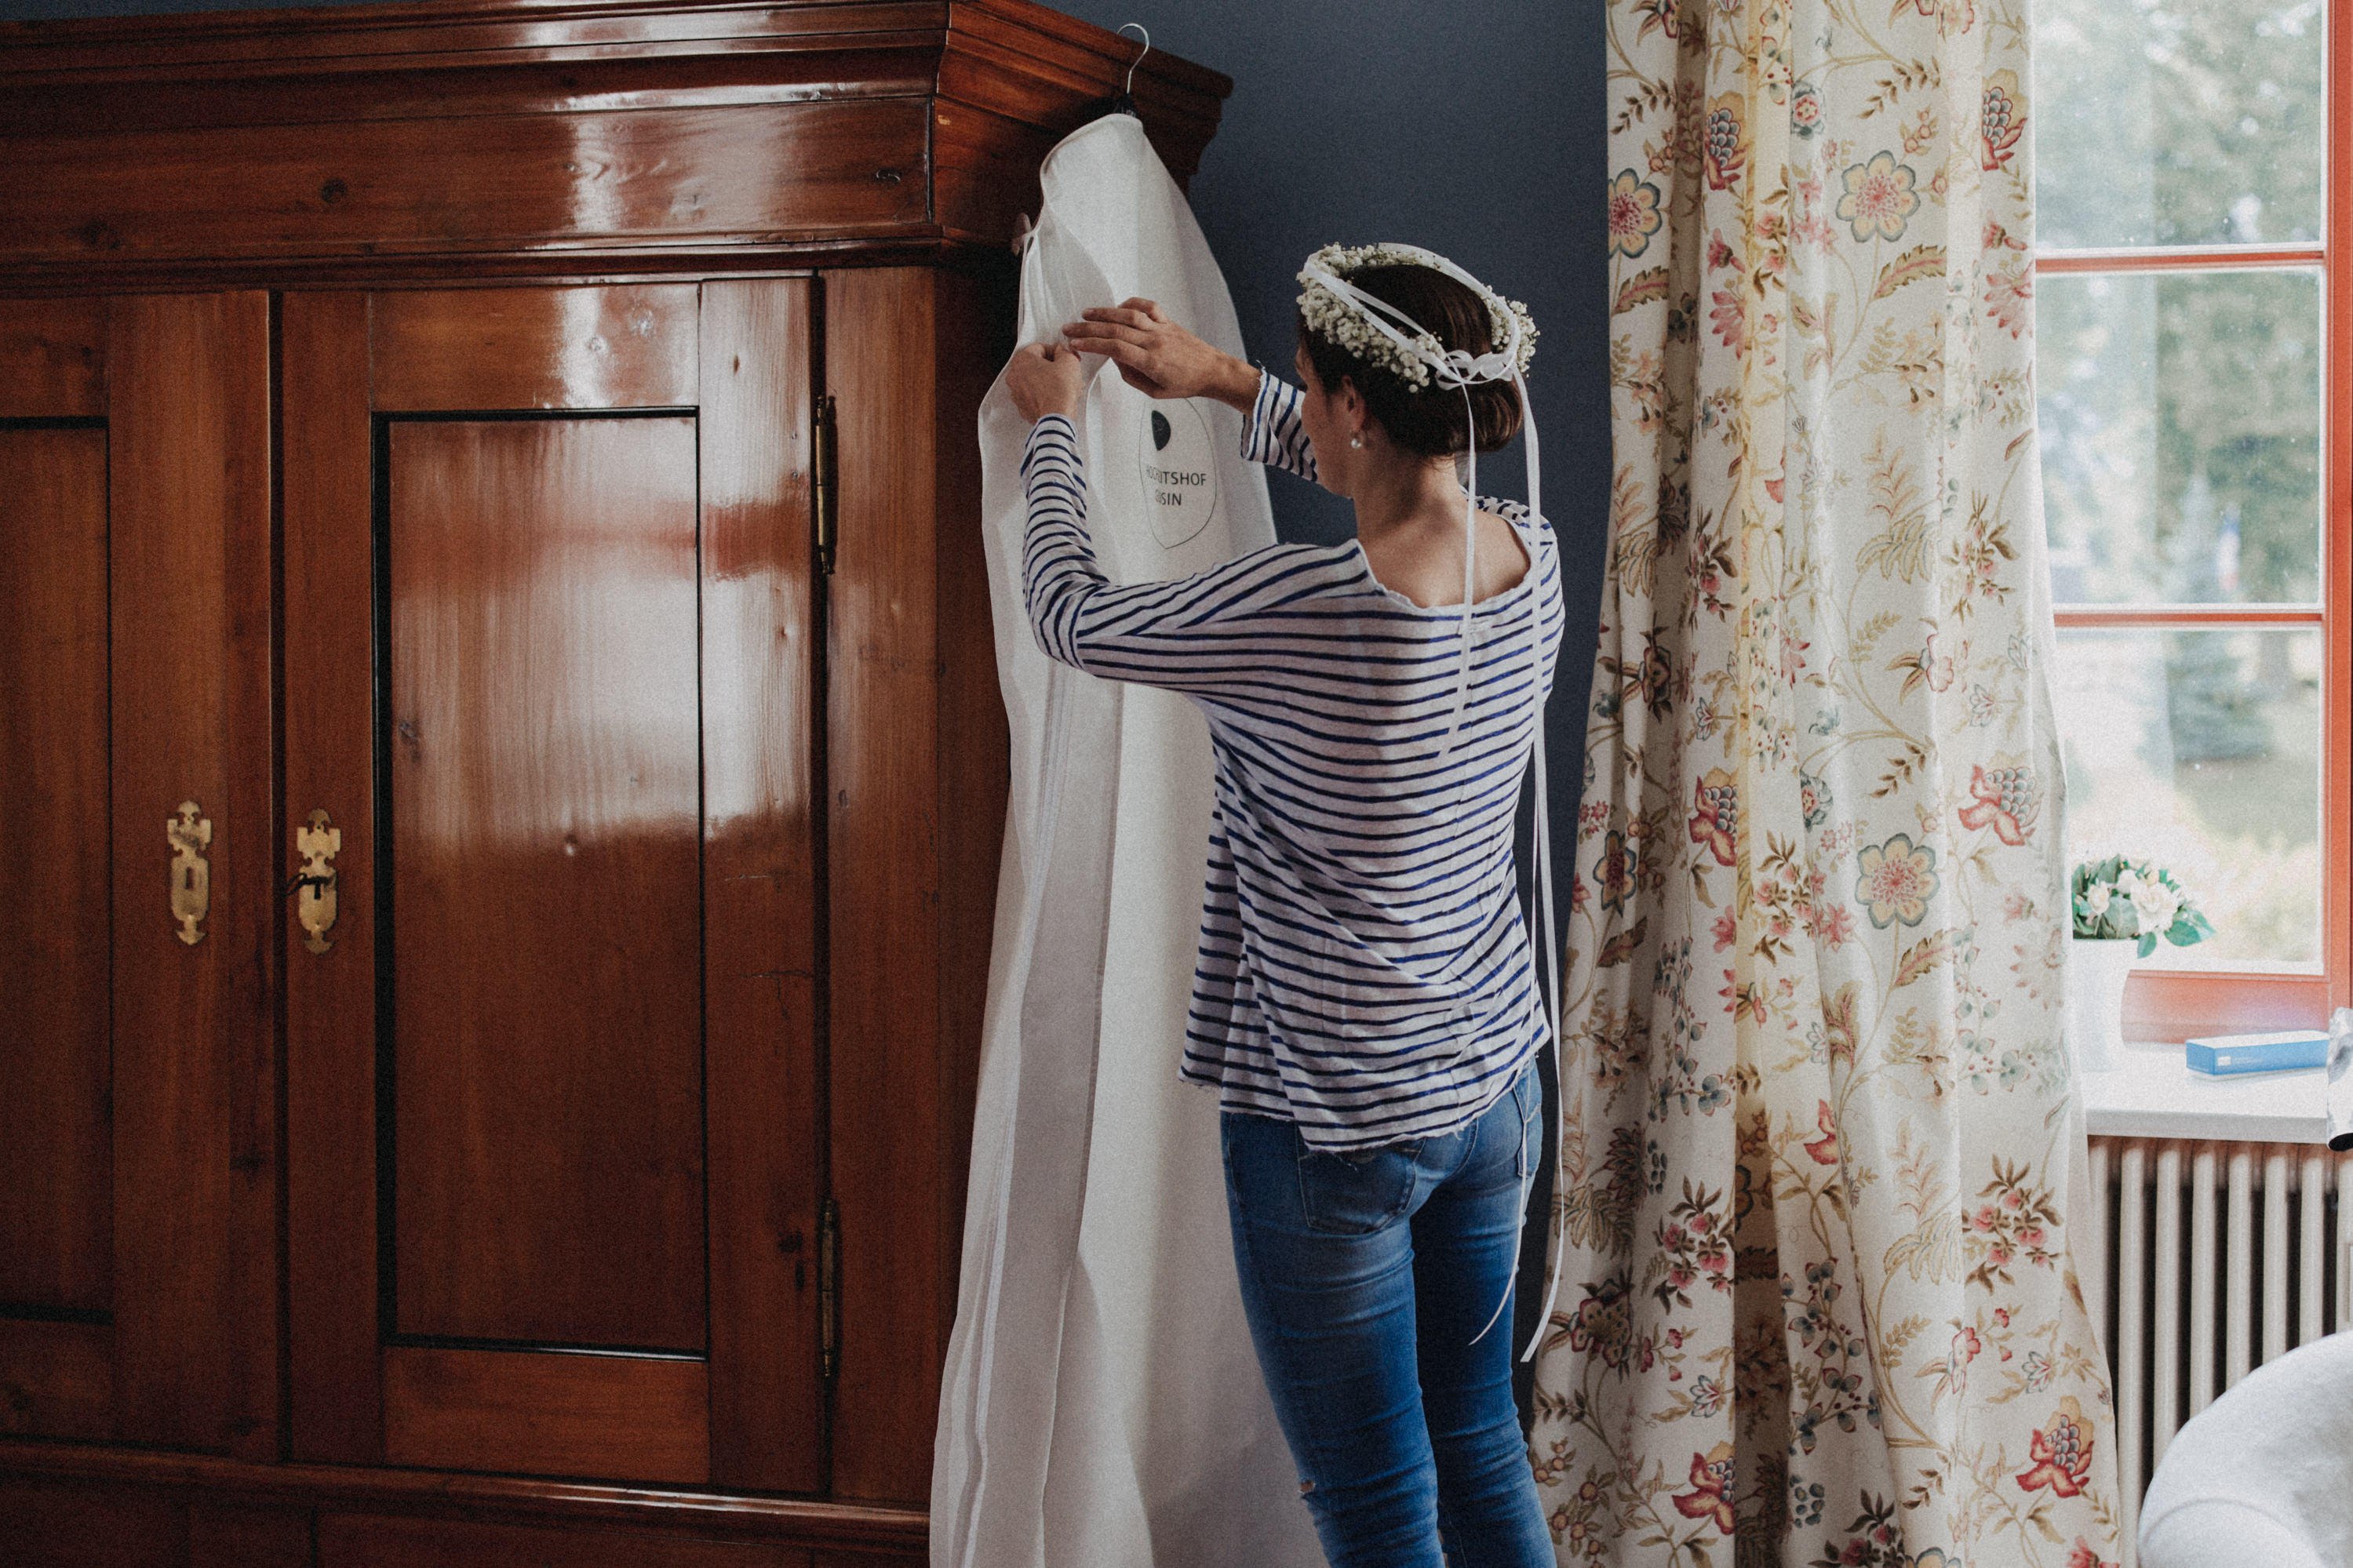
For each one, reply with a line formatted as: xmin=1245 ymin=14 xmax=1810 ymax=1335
xmin=2071 ymin=854 xmax=2213 ymax=958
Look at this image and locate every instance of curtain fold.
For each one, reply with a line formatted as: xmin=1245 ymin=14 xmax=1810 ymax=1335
xmin=1532 ymin=2 xmax=2124 ymax=1563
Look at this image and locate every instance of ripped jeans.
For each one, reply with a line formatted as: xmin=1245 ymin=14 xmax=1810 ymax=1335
xmin=1220 ymin=1060 xmax=1554 ymax=1568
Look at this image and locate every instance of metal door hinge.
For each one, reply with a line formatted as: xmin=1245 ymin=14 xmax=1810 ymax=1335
xmin=818 ymin=1195 xmax=840 ymax=1384
xmin=812 ymin=394 xmax=838 ymax=576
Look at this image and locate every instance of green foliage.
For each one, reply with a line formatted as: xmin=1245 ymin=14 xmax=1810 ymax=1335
xmin=2071 ymin=854 xmax=2217 ymax=954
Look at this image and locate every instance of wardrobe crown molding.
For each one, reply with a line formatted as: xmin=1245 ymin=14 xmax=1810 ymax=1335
xmin=0 ymin=0 xmax=1230 ymax=289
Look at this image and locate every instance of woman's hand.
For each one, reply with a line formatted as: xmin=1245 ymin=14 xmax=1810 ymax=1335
xmin=1062 ymin=298 xmax=1261 ymax=410
xmin=1004 ymin=340 xmax=1087 ymax=424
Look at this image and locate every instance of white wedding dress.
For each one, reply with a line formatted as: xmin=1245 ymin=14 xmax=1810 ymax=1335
xmin=931 ymin=112 xmax=1324 ymax=1568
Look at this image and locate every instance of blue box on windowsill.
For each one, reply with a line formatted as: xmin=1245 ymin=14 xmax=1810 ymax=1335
xmin=2184 ymin=1031 xmax=2331 ymax=1076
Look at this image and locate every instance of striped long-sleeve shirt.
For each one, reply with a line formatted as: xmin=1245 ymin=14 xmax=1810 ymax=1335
xmin=1021 ymin=374 xmax=1564 ymax=1150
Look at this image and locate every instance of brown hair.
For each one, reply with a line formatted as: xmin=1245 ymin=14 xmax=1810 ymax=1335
xmin=1296 ymin=263 xmax=1525 ymax=460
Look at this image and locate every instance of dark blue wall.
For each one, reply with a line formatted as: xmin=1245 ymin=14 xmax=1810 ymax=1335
xmin=1050 ymin=1 xmax=1601 ymax=554
xmin=1042 ymin=2 xmax=1608 ymax=936
xmin=1042 ymin=6 xmax=1604 ymax=1370
xmin=1046 ymin=5 xmax=1608 ymax=946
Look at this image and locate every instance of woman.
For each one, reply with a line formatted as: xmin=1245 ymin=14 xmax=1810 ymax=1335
xmin=1002 ymin=244 xmax=1561 ymax=1568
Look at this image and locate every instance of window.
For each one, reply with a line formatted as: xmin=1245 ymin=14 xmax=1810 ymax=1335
xmin=2034 ymin=0 xmax=2351 ymax=1035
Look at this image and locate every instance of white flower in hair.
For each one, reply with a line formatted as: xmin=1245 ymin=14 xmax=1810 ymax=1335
xmin=1296 ymin=242 xmax=1539 ymax=388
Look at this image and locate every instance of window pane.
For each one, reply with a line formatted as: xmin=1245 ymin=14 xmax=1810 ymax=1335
xmin=2052 ymin=627 xmax=2322 ymax=965
xmin=2039 ymin=269 xmax=2321 ymax=605
xmin=2035 ymin=0 xmax=2324 ymax=249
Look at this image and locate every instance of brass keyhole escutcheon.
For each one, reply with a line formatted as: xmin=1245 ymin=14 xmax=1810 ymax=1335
xmin=168 ymin=801 xmax=212 ymax=947
xmin=293 ymin=809 xmax=343 ymax=955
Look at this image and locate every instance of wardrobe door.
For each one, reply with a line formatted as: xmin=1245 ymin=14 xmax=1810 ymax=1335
xmin=284 ymin=283 xmax=822 ymax=1490
xmin=0 ymin=294 xmax=276 ymax=1457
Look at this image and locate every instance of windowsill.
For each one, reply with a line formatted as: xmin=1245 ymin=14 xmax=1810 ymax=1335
xmin=2082 ymin=1039 xmax=2334 ymax=1143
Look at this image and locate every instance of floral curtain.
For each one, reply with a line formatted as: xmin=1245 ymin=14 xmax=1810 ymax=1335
xmin=1530 ymin=1 xmax=2122 ymax=1564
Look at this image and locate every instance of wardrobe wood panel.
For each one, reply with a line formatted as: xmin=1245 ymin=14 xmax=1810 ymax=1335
xmin=937 ymin=3 xmax=1229 ymax=182
xmin=287 ymin=280 xmax=825 ymax=1488
xmin=825 ymin=267 xmax=943 ymax=1505
xmin=932 ymin=96 xmax=1058 ymax=246
xmin=821 ymin=266 xmax=1005 ymax=1503
xmin=0 ymin=1443 xmax=927 ymax=1555
xmin=0 ymin=1320 xmax=111 ymax=1442
xmin=371 ymin=286 xmax=700 ymax=412
xmin=0 ymin=298 xmax=104 ymax=417
xmin=0 ymin=0 xmax=951 ymax=80
xmin=2 ymin=1483 xmax=311 ymax=1568
xmin=924 ymin=267 xmax=1003 ymax=1369
xmin=0 ymin=0 xmax=1229 ymax=155
xmin=698 ymin=279 xmax=825 ymax=1494
xmin=0 ymin=40 xmax=943 ymax=139
xmin=320 ymin=1513 xmax=808 ymax=1568
xmin=104 ymin=292 xmax=277 ymax=1459
xmin=0 ymin=426 xmax=112 ymax=1316
xmin=0 ymin=99 xmax=929 ymax=272
xmin=0 ymin=1479 xmax=187 ymax=1568
xmin=1 ymin=0 xmax=1228 ymax=1533
xmin=381 ymin=1345 xmax=708 ymax=1484
xmin=187 ymin=1504 xmax=315 ymax=1568
xmin=388 ymin=415 xmax=707 ymax=1351
xmin=282 ymin=289 xmax=384 ymax=1465
xmin=0 ymin=2 xmax=1228 ymax=286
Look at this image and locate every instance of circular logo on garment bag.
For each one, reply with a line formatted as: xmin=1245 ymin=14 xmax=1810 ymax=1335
xmin=1139 ymin=401 xmax=1218 ymax=549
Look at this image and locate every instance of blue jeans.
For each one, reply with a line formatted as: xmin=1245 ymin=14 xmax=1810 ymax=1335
xmin=1221 ymin=1063 xmax=1554 ymax=1568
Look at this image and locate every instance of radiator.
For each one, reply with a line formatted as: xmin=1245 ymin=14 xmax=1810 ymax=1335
xmin=2085 ymin=1137 xmax=2353 ymax=1558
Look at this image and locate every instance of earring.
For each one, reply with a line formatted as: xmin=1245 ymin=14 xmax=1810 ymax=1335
xmin=1349 ymin=433 xmax=1363 ymax=449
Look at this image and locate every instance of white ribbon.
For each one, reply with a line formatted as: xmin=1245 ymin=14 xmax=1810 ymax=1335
xmin=1299 ymin=248 xmax=1565 ymax=1356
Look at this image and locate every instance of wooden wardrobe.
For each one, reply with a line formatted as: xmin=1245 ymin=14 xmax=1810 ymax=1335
xmin=0 ymin=4 xmax=1227 ymax=1563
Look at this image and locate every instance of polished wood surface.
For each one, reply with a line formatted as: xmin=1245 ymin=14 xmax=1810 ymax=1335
xmin=4 ymin=1479 xmax=188 ymax=1568
xmin=825 ymin=266 xmax=945 ymax=1504
xmin=0 ymin=1320 xmax=111 ymax=1443
xmin=282 ymin=289 xmax=385 ymax=1465
xmin=381 ymin=1345 xmax=708 ymax=1483
xmin=0 ymin=0 xmax=1222 ymax=1533
xmin=0 ymin=100 xmax=929 ymax=274
xmin=373 ymin=286 xmax=700 ymax=413
xmin=0 ymin=1440 xmax=929 ymax=1555
xmin=0 ymin=299 xmax=103 ymax=416
xmin=822 ymin=267 xmax=1007 ymax=1504
xmin=698 ymin=279 xmax=824 ymax=1493
xmin=191 ymin=1505 xmax=315 ymax=1568
xmin=0 ymin=424 xmax=111 ymax=1322
xmin=105 ymin=292 xmax=278 ymax=1459
xmin=0 ymin=0 xmax=1230 ymax=286
xmin=926 ymin=267 xmax=1005 ymax=1372
xmin=320 ymin=1514 xmax=810 ymax=1568
xmin=389 ymin=414 xmax=707 ymax=1352
xmin=289 ymin=282 xmax=825 ymax=1488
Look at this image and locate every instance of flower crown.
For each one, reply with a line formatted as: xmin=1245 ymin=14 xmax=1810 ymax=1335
xmin=1295 ymin=242 xmax=1539 ymax=390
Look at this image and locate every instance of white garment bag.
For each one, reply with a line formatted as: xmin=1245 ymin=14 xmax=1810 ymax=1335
xmin=934 ymin=113 xmax=1323 ymax=1568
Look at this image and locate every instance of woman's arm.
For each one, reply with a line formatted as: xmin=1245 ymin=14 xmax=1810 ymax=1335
xmin=1060 ymin=300 xmax=1319 ymax=485
xmin=1021 ymin=415 xmax=1313 ymax=697
xmin=1239 ymin=371 xmax=1319 ymax=484
xmin=1060 ymin=299 xmax=1258 ymax=409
